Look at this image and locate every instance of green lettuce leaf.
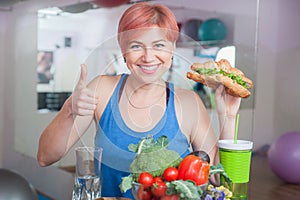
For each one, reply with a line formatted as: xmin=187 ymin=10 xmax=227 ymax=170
xmin=166 ymin=180 xmax=203 ymax=200
xmin=196 ymin=67 xmax=248 ymax=89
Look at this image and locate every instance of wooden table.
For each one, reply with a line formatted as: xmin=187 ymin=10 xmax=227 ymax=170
xmin=248 ymin=155 xmax=300 ymax=199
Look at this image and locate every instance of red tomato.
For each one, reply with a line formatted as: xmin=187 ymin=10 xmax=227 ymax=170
xmin=137 ymin=187 xmax=152 ymax=200
xmin=163 ymin=167 xmax=178 ymax=182
xmin=153 ymin=176 xmax=164 ymax=183
xmin=138 ymin=172 xmax=154 ymax=188
xmin=151 ymin=181 xmax=167 ymax=197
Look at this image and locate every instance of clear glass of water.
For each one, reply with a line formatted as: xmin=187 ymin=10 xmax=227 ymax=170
xmin=72 ymin=146 xmax=103 ymax=200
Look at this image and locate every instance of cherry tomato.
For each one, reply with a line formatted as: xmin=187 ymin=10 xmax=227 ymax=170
xmin=137 ymin=186 xmax=152 ymax=200
xmin=138 ymin=172 xmax=154 ymax=188
xmin=151 ymin=181 xmax=167 ymax=197
xmin=153 ymin=176 xmax=164 ymax=183
xmin=163 ymin=167 xmax=178 ymax=182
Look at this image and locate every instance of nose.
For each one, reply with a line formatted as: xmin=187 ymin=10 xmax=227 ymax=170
xmin=142 ymin=47 xmax=155 ymax=62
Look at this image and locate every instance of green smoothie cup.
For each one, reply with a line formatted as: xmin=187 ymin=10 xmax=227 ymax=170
xmin=218 ymin=139 xmax=253 ymax=200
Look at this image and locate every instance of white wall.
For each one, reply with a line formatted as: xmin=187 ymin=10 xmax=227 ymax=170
xmin=272 ymin=0 xmax=300 ymax=139
xmin=253 ymin=0 xmax=300 ymax=148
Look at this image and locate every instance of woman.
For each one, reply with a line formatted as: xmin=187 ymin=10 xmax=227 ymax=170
xmin=37 ymin=2 xmax=241 ymax=198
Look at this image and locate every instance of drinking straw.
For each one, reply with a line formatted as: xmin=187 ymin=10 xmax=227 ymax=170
xmin=234 ymin=113 xmax=240 ymax=144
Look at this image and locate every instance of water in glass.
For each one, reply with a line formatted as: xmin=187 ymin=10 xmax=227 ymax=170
xmin=72 ymin=175 xmax=101 ymax=200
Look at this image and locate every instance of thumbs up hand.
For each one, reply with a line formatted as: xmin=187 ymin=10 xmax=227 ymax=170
xmin=71 ymin=64 xmax=98 ymax=116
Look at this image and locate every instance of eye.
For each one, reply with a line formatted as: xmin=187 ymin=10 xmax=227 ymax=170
xmin=153 ymin=43 xmax=165 ymax=50
xmin=129 ymin=44 xmax=143 ymax=51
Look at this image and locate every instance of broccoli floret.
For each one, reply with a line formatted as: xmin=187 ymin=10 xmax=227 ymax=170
xmin=119 ymin=135 xmax=182 ymax=193
xmin=129 ymin=135 xmax=182 ymax=180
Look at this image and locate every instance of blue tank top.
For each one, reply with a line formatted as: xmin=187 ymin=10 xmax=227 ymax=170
xmin=95 ymin=74 xmax=191 ymax=198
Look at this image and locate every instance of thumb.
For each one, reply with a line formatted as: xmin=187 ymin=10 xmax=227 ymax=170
xmin=78 ymin=64 xmax=87 ymax=85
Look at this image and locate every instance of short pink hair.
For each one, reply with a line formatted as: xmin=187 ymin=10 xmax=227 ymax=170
xmin=118 ymin=2 xmax=179 ymax=49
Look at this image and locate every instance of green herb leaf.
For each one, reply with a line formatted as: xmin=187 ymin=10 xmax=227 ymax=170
xmin=197 ymin=67 xmax=249 ymax=89
xmin=166 ymin=180 xmax=203 ymax=200
xmin=196 ymin=68 xmax=220 ymax=76
xmin=209 ymin=163 xmax=232 ymax=184
xmin=119 ymin=175 xmax=133 ymax=193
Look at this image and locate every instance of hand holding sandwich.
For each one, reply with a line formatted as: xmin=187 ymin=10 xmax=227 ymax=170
xmin=215 ymin=84 xmax=241 ymax=118
xmin=187 ymin=59 xmax=253 ymax=139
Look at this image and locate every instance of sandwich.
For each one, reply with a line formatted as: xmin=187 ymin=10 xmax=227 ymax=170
xmin=186 ymin=59 xmax=253 ymax=98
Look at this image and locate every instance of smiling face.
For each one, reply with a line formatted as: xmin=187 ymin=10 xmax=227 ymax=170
xmin=122 ymin=27 xmax=175 ymax=83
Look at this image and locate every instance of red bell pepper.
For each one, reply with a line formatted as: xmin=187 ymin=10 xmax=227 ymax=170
xmin=177 ymin=154 xmax=210 ymax=185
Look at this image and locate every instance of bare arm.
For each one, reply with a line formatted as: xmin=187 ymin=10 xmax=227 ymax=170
xmin=176 ymin=89 xmax=218 ymax=165
xmin=188 ymin=92 xmax=219 ymax=166
xmin=37 ymin=65 xmax=98 ymax=166
xmin=37 ymin=99 xmax=94 ymax=166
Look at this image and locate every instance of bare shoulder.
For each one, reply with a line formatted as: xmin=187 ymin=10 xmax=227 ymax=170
xmin=88 ymin=74 xmax=122 ymax=97
xmin=173 ymin=85 xmax=213 ymax=147
xmin=174 ymin=86 xmax=202 ymax=107
xmin=92 ymin=74 xmax=123 ymax=122
xmin=174 ymin=86 xmax=207 ymax=130
xmin=89 ymin=74 xmax=121 ymax=86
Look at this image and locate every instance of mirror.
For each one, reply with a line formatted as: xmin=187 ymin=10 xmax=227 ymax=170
xmin=14 ymin=0 xmax=259 ymax=171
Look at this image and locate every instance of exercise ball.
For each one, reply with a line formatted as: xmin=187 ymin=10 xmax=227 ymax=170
xmin=0 ymin=169 xmax=38 ymax=199
xmin=180 ymin=19 xmax=202 ymax=41
xmin=268 ymin=131 xmax=300 ymax=183
xmin=92 ymin=0 xmax=130 ymax=8
xmin=198 ymin=18 xmax=226 ymax=41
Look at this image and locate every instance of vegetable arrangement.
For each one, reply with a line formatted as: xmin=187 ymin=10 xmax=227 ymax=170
xmin=119 ymin=136 xmax=232 ymax=200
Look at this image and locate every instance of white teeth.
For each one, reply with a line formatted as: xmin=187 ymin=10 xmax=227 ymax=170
xmin=140 ymin=65 xmax=158 ymax=71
